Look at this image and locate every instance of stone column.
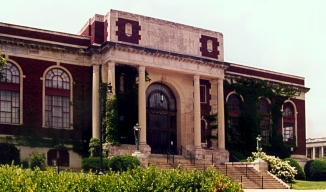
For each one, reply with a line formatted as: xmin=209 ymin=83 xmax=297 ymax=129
xmin=217 ymin=78 xmax=225 ymax=149
xmin=209 ymin=80 xmax=218 ymax=149
xmin=312 ymin=147 xmax=315 ymax=159
xmin=108 ymin=61 xmax=116 ymax=96
xmin=322 ymin=147 xmax=324 ymax=158
xmin=92 ymin=64 xmax=100 ymax=138
xmin=138 ymin=66 xmax=147 ymax=145
xmin=194 ymin=75 xmax=201 ymax=149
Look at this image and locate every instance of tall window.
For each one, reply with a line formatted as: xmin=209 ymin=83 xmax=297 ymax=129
xmin=200 ymin=85 xmax=206 ymax=103
xmin=228 ymin=94 xmax=242 ymax=110
xmin=45 ymin=68 xmax=71 ymax=128
xmin=283 ymin=102 xmax=295 ymax=144
xmin=227 ymin=93 xmax=242 ymax=141
xmin=0 ymin=62 xmax=20 ymax=124
xmin=259 ymin=98 xmax=270 ymax=143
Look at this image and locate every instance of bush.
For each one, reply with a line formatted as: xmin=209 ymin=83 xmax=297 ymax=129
xmin=247 ymin=152 xmax=297 ymax=182
xmin=0 ymin=143 xmax=20 ymax=165
xmin=283 ymin=158 xmax=305 ymax=180
xmin=107 ymin=155 xmax=140 ymax=172
xmin=309 ymin=159 xmax=326 ymax=181
xmin=89 ymin=138 xmax=100 ymax=157
xmin=304 ymin=159 xmax=314 ymax=180
xmin=0 ymin=164 xmax=244 ymax=191
xmin=229 ymin=150 xmax=246 ymax=162
xmin=82 ymin=157 xmax=110 ymax=171
xmin=20 ymin=159 xmax=29 ymax=169
xmin=29 ymin=152 xmax=45 ymax=170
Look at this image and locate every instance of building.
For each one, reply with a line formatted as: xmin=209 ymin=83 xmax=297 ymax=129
xmin=0 ymin=10 xmax=309 ymax=169
xmin=306 ymin=137 xmax=326 ymax=159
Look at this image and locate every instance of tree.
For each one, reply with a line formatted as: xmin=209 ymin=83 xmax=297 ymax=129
xmin=0 ymin=52 xmax=6 ymax=80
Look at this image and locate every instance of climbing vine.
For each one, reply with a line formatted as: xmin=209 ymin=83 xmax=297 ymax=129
xmin=7 ymin=78 xmax=92 ymax=157
xmin=224 ymin=76 xmax=300 ymax=158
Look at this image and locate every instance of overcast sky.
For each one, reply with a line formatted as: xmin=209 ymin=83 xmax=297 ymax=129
xmin=1 ymin=0 xmax=325 ymax=138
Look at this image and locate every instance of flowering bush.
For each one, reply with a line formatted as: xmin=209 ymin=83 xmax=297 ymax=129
xmin=247 ymin=152 xmax=297 ymax=182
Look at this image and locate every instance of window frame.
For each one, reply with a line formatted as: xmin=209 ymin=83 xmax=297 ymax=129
xmin=0 ymin=60 xmax=23 ymax=125
xmin=282 ymin=101 xmax=297 ymax=145
xmin=43 ymin=66 xmax=73 ymax=129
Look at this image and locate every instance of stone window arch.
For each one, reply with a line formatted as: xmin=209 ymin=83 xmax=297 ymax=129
xmin=0 ymin=61 xmax=23 ymax=124
xmin=43 ymin=67 xmax=73 ymax=129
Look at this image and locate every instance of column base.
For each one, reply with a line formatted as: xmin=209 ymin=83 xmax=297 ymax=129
xmin=132 ymin=152 xmax=148 ymax=168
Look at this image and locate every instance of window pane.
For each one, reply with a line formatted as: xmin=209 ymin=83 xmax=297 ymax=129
xmin=45 ymin=95 xmax=70 ymax=128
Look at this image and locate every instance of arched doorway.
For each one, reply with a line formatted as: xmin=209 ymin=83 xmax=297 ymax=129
xmin=146 ymin=82 xmax=177 ymax=154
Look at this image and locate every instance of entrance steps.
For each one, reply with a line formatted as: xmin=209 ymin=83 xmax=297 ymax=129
xmin=147 ymin=154 xmax=289 ymax=189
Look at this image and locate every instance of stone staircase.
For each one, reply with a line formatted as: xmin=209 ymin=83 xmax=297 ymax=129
xmin=147 ymin=154 xmax=290 ymax=189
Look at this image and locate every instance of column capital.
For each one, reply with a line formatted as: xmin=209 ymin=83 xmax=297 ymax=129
xmin=217 ymin=78 xmax=224 ymax=84
xmin=92 ymin=64 xmax=100 ymax=73
xmin=91 ymin=53 xmax=102 ymax=65
xmin=138 ymin=66 xmax=145 ymax=73
xmin=108 ymin=61 xmax=115 ymax=69
xmin=194 ymin=75 xmax=200 ymax=81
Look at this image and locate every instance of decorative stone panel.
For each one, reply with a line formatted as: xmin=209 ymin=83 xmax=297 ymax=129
xmin=200 ymin=35 xmax=219 ymax=59
xmin=116 ymin=18 xmax=141 ymax=44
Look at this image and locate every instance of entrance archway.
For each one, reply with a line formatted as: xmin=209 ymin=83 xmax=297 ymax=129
xmin=146 ymin=82 xmax=177 ymax=154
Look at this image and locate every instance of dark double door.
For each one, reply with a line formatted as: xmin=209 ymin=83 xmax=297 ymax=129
xmin=146 ymin=83 xmax=177 ymax=154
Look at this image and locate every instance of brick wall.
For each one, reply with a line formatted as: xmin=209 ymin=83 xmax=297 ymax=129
xmin=0 ymin=56 xmax=92 ymax=139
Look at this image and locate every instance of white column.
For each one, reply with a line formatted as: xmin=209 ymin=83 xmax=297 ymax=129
xmin=312 ymin=147 xmax=315 ymax=159
xmin=322 ymin=146 xmax=324 ymax=158
xmin=138 ymin=66 xmax=147 ymax=145
xmin=217 ymin=78 xmax=225 ymax=149
xmin=194 ymin=75 xmax=201 ymax=149
xmin=108 ymin=61 xmax=116 ymax=96
xmin=92 ymin=64 xmax=100 ymax=138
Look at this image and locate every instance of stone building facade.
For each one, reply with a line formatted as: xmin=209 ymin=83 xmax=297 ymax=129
xmin=0 ymin=10 xmax=309 ymax=169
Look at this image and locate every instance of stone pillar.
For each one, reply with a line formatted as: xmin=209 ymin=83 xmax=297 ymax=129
xmin=92 ymin=64 xmax=100 ymax=138
xmin=194 ymin=75 xmax=201 ymax=149
xmin=108 ymin=61 xmax=116 ymax=96
xmin=217 ymin=78 xmax=225 ymax=149
xmin=312 ymin=147 xmax=315 ymax=159
xmin=209 ymin=80 xmax=218 ymax=149
xmin=322 ymin=147 xmax=324 ymax=158
xmin=138 ymin=66 xmax=147 ymax=145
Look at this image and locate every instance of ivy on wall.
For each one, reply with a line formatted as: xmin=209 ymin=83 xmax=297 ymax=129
xmin=224 ymin=76 xmax=301 ymax=158
xmin=6 ymin=78 xmax=92 ymax=157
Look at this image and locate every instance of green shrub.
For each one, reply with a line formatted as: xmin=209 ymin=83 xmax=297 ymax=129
xmin=247 ymin=152 xmax=297 ymax=182
xmin=82 ymin=157 xmax=110 ymax=171
xmin=283 ymin=158 xmax=305 ymax=180
xmin=107 ymin=155 xmax=140 ymax=172
xmin=29 ymin=152 xmax=45 ymax=170
xmin=229 ymin=150 xmax=246 ymax=162
xmin=89 ymin=138 xmax=100 ymax=157
xmin=304 ymin=159 xmax=314 ymax=180
xmin=20 ymin=159 xmax=29 ymax=169
xmin=0 ymin=143 xmax=20 ymax=165
xmin=0 ymin=164 xmax=243 ymax=191
xmin=309 ymin=159 xmax=326 ymax=181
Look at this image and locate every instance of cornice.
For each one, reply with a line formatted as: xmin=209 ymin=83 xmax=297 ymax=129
xmin=0 ymin=34 xmax=87 ymax=54
xmin=101 ymin=41 xmax=229 ymax=70
xmin=225 ymin=73 xmax=310 ymax=93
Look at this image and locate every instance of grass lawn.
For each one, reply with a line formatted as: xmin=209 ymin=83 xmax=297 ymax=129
xmin=291 ymin=180 xmax=326 ymax=190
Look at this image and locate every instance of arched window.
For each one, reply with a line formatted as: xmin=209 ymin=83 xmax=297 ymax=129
xmin=45 ymin=68 xmax=71 ymax=128
xmin=283 ymin=102 xmax=294 ymax=118
xmin=259 ymin=98 xmax=270 ymax=143
xmin=283 ymin=102 xmax=296 ymax=144
xmin=227 ymin=93 xmax=242 ymax=141
xmin=258 ymin=98 xmax=270 ymax=115
xmin=227 ymin=94 xmax=242 ymax=110
xmin=0 ymin=62 xmax=20 ymax=124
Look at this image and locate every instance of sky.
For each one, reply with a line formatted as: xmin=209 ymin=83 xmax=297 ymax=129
xmin=1 ymin=0 xmax=325 ymax=138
